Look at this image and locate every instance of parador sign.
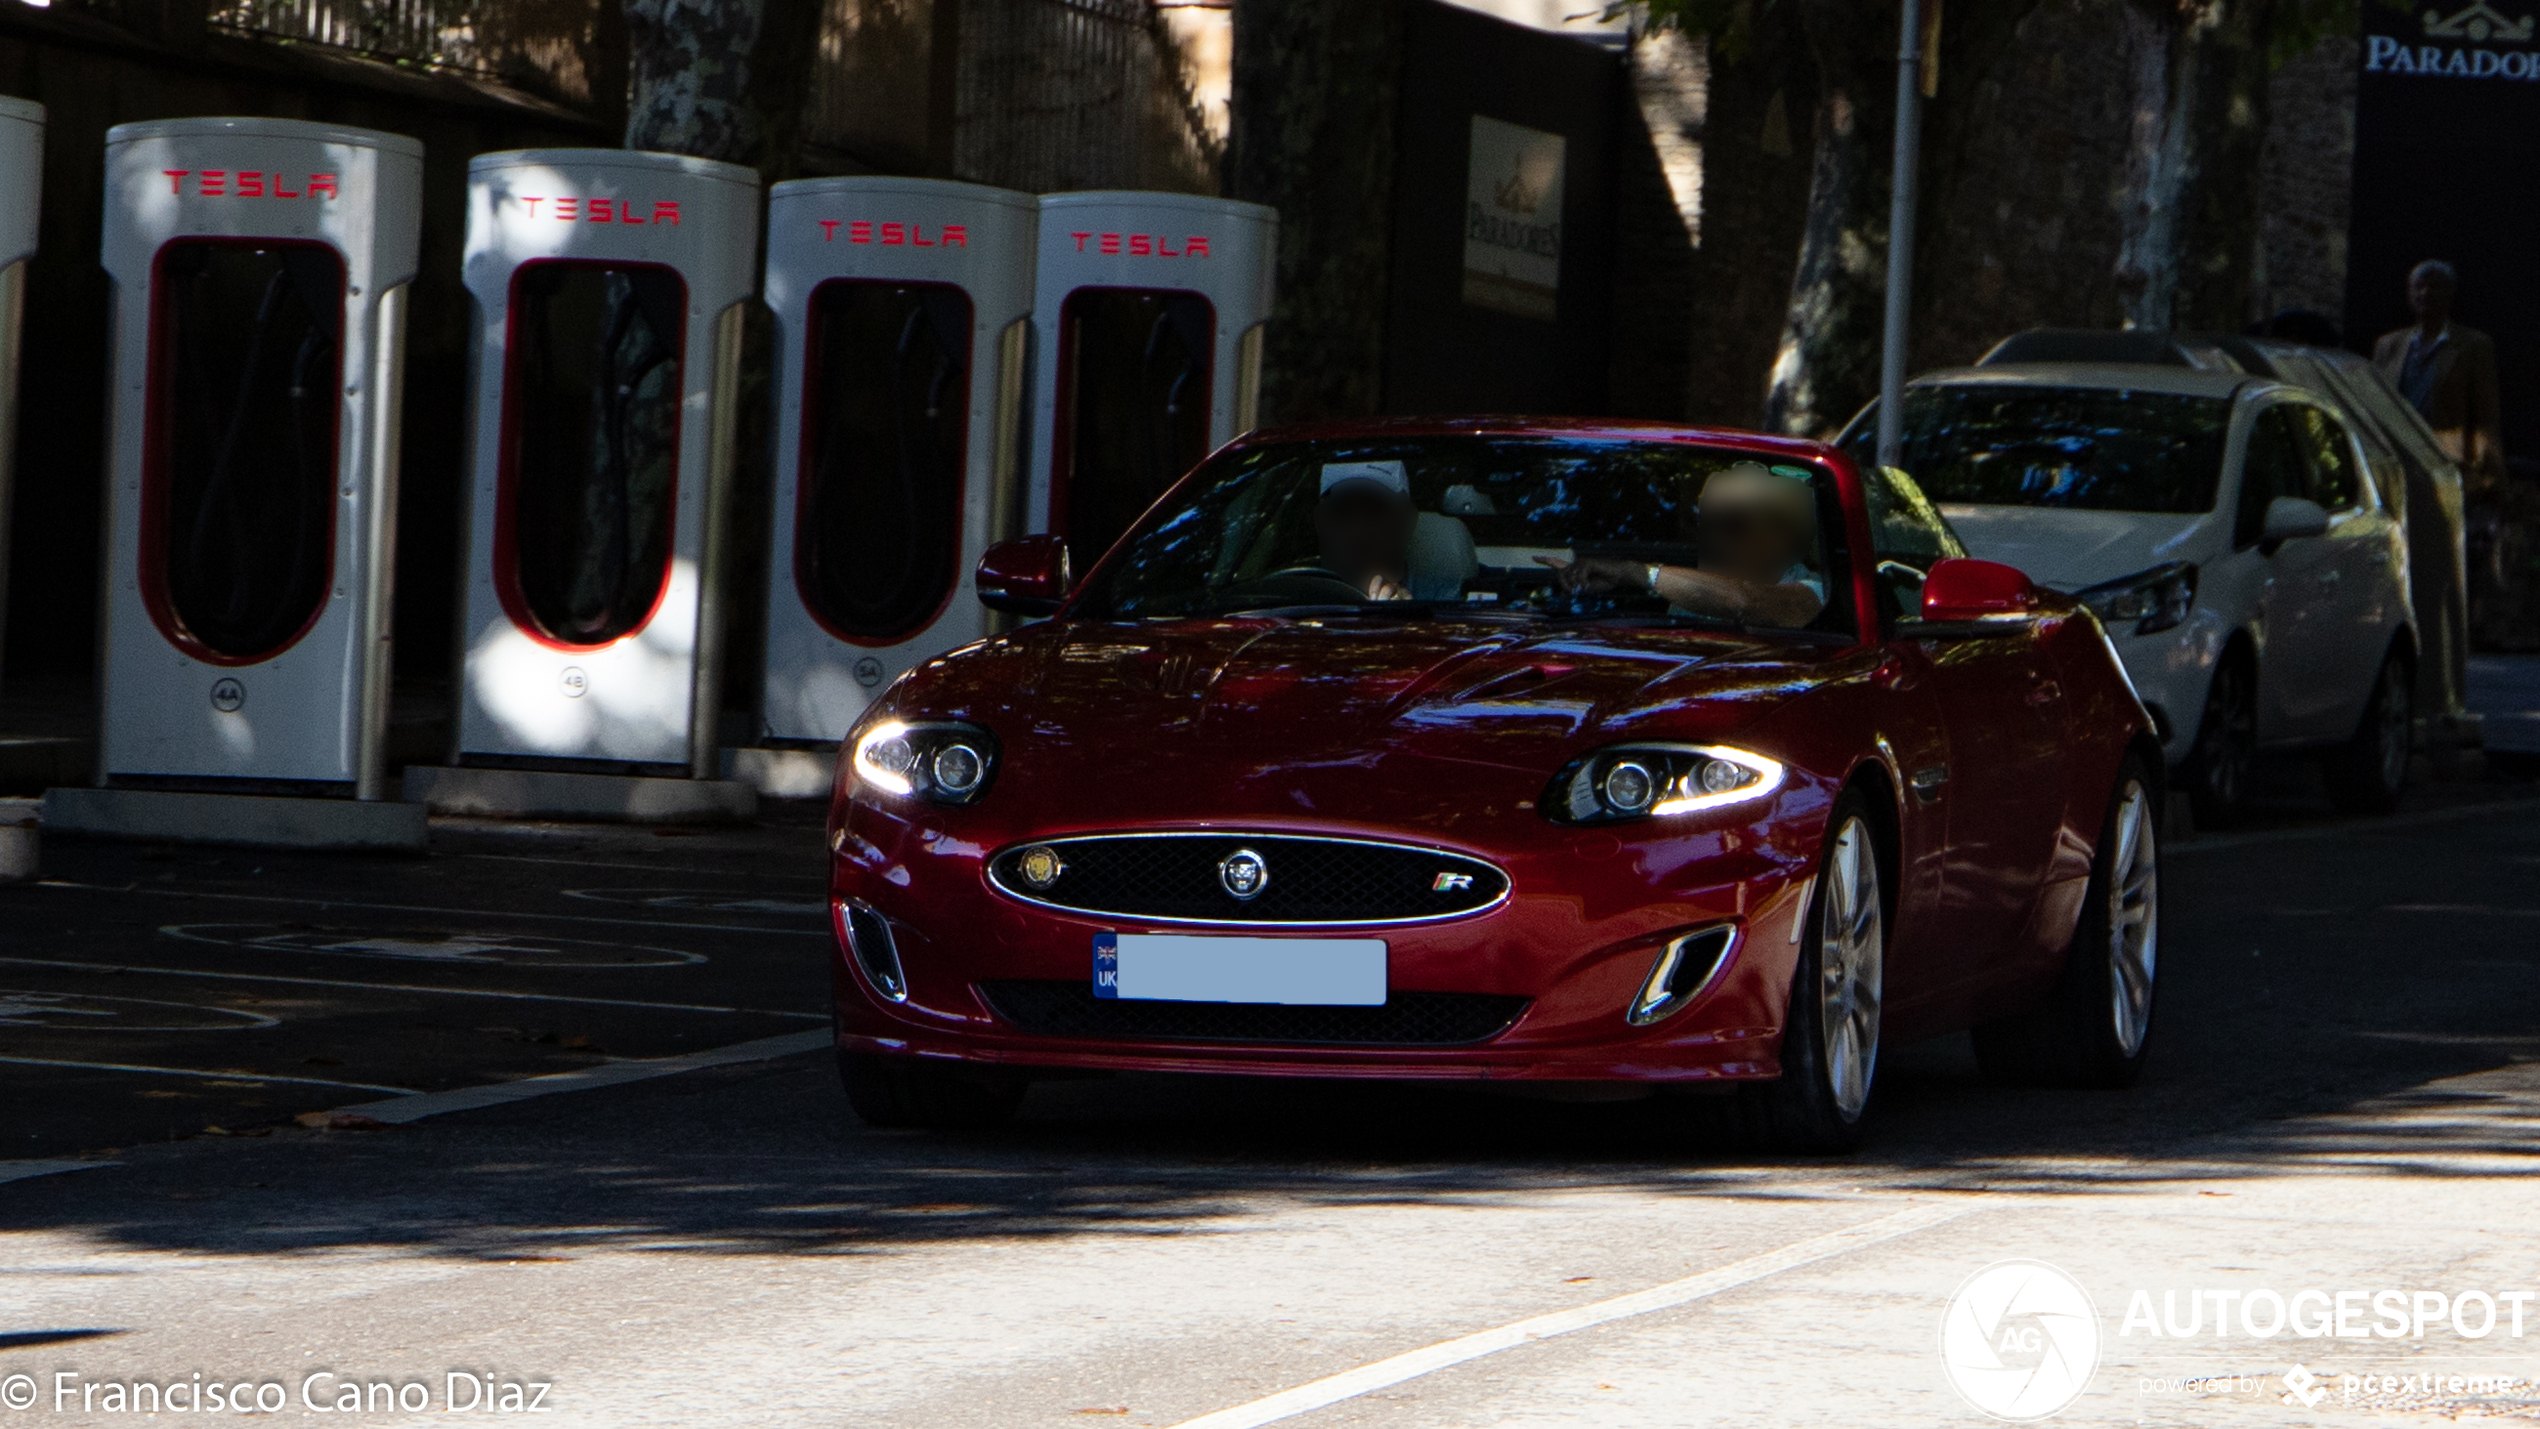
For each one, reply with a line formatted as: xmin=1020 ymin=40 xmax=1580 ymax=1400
xmin=2367 ymin=1 xmax=2540 ymax=76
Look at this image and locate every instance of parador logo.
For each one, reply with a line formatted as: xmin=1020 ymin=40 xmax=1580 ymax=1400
xmin=2366 ymin=1 xmax=2540 ymax=75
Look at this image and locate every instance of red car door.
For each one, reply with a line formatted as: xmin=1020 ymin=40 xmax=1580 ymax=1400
xmin=1863 ymin=467 xmax=2069 ymax=985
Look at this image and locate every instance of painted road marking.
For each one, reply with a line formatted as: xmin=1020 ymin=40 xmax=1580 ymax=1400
xmin=2167 ymin=796 xmax=2537 ymax=857
xmin=451 ymin=851 xmax=829 ymax=883
xmin=1164 ymin=1201 xmax=1974 ymax=1429
xmin=330 ymin=1030 xmax=832 ymax=1124
xmin=0 ymin=1056 xmax=413 ymax=1093
xmin=29 ymin=881 xmax=829 ymax=939
xmin=0 ymin=957 xmax=826 ymax=1020
xmin=0 ymin=989 xmax=279 ymax=1031
xmin=160 ymin=924 xmax=710 ymax=969
xmin=0 ymin=1160 xmax=116 ymax=1186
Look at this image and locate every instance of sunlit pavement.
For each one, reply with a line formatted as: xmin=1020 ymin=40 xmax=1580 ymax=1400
xmin=6 ymin=766 xmax=2540 ymax=1427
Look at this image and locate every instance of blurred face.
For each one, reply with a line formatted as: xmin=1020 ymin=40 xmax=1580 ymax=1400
xmin=2410 ymin=271 xmax=2455 ymax=327
xmin=1315 ymin=484 xmax=1416 ymax=588
xmin=1696 ymin=471 xmax=1814 ymax=585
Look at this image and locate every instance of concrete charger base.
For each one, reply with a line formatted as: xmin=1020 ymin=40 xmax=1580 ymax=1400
xmin=42 ymin=787 xmax=429 ymax=852
xmin=402 ymin=765 xmax=757 ymax=824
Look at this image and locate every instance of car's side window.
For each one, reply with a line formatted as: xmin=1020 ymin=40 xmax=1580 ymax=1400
xmin=1864 ymin=465 xmax=1965 ymax=624
xmin=2290 ymin=406 xmax=2363 ymax=513
xmin=2234 ymin=406 xmax=2307 ymax=547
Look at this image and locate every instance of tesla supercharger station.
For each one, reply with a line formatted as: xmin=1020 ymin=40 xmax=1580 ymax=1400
xmin=47 ymin=118 xmax=424 ymax=850
xmin=751 ymin=177 xmax=1035 ymax=773
xmin=413 ymin=149 xmax=760 ymax=822
xmin=0 ymin=98 xmax=39 ymax=690
xmin=1028 ymin=191 xmax=1276 ymax=567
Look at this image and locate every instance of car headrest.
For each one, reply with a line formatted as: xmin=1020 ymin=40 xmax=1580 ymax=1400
xmin=1409 ymin=511 xmax=1478 ymax=602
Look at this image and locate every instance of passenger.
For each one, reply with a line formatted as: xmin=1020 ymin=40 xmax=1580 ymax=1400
xmin=1538 ymin=461 xmax=1825 ymax=627
xmin=1315 ymin=461 xmax=1419 ymax=601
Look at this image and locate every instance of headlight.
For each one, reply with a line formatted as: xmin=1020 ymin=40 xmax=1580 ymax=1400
xmin=2075 ymin=561 xmax=2197 ymax=636
xmin=851 ymin=720 xmax=998 ymax=806
xmin=1545 ymin=744 xmax=1785 ymax=825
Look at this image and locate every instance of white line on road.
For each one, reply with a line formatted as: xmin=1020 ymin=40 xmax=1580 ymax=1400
xmin=331 ymin=1030 xmax=832 ymax=1124
xmin=449 ymin=851 xmax=830 ymax=883
xmin=0 ymin=1159 xmax=116 ymax=1186
xmin=0 ymin=1055 xmax=414 ymax=1093
xmin=0 ymin=956 xmax=827 ymax=1020
xmin=1165 ymin=1201 xmax=1974 ymax=1429
xmin=27 ymin=880 xmax=830 ymax=938
xmin=2166 ymin=796 xmax=2539 ymax=856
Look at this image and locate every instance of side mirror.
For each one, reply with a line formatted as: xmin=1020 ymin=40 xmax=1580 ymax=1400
xmin=2260 ymin=495 xmax=2330 ymax=547
xmin=976 ymin=536 xmax=1071 ymax=616
xmin=1918 ymin=557 xmax=2040 ymax=623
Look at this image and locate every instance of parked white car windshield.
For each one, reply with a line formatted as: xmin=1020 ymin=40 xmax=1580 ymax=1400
xmin=1865 ymin=386 xmax=2233 ymax=515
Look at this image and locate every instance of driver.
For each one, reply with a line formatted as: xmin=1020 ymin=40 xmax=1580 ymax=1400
xmin=1538 ymin=460 xmax=1825 ymax=626
xmin=1315 ymin=460 xmax=1418 ymax=601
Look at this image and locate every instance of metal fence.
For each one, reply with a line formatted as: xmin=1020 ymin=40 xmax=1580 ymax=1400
xmin=203 ymin=0 xmax=605 ymax=103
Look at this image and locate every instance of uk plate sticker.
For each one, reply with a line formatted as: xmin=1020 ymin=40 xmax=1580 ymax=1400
xmin=1092 ymin=932 xmax=1119 ymax=999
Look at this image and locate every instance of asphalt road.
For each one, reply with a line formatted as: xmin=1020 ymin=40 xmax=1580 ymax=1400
xmin=5 ymin=754 xmax=2540 ymax=1427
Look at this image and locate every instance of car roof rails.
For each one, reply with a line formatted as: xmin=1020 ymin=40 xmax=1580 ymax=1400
xmin=1974 ymin=328 xmax=2246 ymax=373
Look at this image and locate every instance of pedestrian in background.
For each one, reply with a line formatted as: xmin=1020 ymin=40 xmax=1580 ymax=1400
xmin=2374 ymin=260 xmax=2506 ymax=496
xmin=2378 ymin=260 xmax=2536 ymax=651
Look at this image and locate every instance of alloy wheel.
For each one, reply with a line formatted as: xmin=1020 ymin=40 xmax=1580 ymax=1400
xmin=2198 ymin=662 xmax=2254 ymax=810
xmin=2374 ymin=662 xmax=2412 ymax=793
xmin=1818 ymin=816 xmax=1884 ymax=1121
xmin=2104 ymin=781 xmax=2159 ymax=1057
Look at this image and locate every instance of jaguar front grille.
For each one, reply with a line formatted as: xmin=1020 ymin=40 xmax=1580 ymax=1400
xmin=984 ymin=833 xmax=1510 ymax=926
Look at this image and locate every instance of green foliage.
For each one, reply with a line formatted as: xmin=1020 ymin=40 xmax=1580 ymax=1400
xmin=1606 ymin=0 xmax=1771 ymax=62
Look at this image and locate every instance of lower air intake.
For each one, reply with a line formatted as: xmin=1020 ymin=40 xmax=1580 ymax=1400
xmin=976 ymin=980 xmax=1527 ymax=1047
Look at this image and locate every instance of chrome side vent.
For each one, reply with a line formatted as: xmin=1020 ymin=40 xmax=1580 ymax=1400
xmin=1627 ymin=926 xmax=1737 ymax=1026
xmin=843 ymin=901 xmax=908 ymax=1002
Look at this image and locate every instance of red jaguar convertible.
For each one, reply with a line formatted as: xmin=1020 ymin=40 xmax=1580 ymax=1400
xmin=825 ymin=419 xmax=2162 ymax=1149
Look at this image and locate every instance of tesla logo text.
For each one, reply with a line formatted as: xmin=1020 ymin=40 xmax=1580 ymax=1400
xmin=818 ymin=220 xmax=970 ymax=247
xmin=1433 ymin=872 xmax=1474 ymax=892
xmin=1071 ymin=231 xmax=1212 ymax=258
xmin=160 ymin=171 xmax=338 ymax=200
xmin=510 ymin=197 xmax=683 ymax=225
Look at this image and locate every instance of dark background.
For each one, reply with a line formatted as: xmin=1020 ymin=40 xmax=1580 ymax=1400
xmin=2344 ymin=6 xmax=2540 ymax=460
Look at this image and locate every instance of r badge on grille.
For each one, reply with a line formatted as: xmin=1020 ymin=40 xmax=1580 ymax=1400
xmin=1218 ymin=848 xmax=1269 ymax=900
xmin=1433 ymin=871 xmax=1474 ymax=892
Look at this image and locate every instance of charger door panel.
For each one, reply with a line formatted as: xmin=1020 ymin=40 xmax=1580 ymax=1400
xmin=1028 ymin=192 xmax=1275 ymax=568
xmin=455 ymin=150 xmax=760 ymax=770
xmin=98 ymin=118 xmax=421 ymax=787
xmin=0 ymin=98 xmax=40 ymax=682
xmin=760 ymin=177 xmax=1035 ymax=742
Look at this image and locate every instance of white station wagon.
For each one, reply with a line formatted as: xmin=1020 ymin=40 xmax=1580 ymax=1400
xmin=1849 ymin=362 xmax=2418 ymax=826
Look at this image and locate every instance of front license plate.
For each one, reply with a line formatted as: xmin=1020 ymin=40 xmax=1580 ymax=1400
xmin=1092 ymin=933 xmax=1387 ymax=1006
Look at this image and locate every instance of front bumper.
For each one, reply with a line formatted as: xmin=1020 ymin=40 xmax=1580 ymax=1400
xmin=828 ymin=805 xmax=1822 ymax=1083
xmin=2107 ymin=612 xmax=2229 ymax=764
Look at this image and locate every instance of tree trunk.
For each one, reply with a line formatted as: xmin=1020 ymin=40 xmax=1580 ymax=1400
xmin=622 ymin=0 xmax=825 ymax=177
xmin=2112 ymin=0 xmax=2275 ymax=331
xmin=1762 ymin=0 xmax=1897 ymax=438
xmin=1226 ymin=0 xmax=1408 ymax=424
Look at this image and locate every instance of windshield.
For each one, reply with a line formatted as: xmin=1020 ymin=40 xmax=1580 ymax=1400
xmin=1068 ymin=435 xmax=1853 ymax=636
xmin=1853 ymin=385 xmax=2231 ymax=515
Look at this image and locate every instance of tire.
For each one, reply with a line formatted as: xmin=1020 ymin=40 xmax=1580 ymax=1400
xmin=2323 ymin=647 xmax=2413 ymax=815
xmin=1973 ymin=754 xmax=2160 ymax=1090
xmin=2185 ymin=654 xmax=2255 ymax=830
xmin=1737 ymin=791 xmax=1887 ymax=1153
xmin=838 ymin=1052 xmax=1027 ymax=1131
